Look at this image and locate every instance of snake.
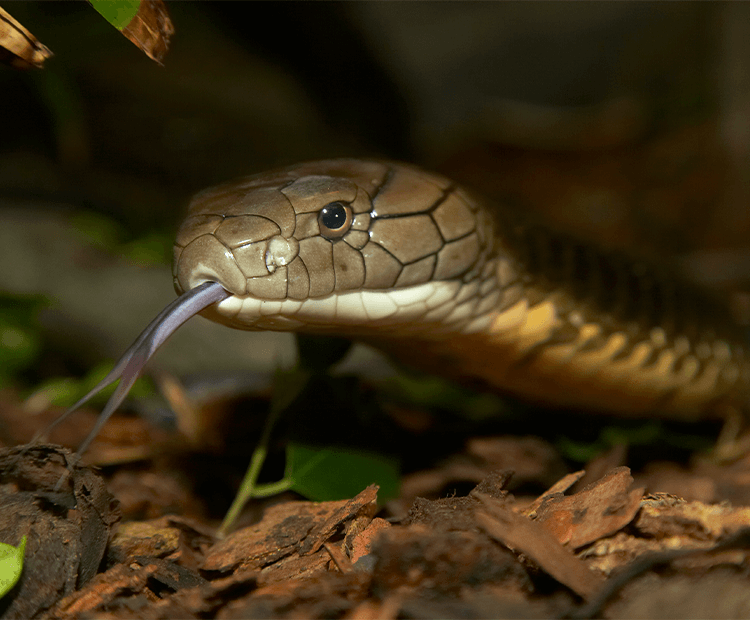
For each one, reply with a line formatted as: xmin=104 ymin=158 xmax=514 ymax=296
xmin=60 ymin=159 xmax=750 ymax=454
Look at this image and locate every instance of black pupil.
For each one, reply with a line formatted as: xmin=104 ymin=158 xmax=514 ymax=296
xmin=319 ymin=202 xmax=347 ymax=230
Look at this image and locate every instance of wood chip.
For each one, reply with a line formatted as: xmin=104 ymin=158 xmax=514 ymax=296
xmin=524 ymin=469 xmax=586 ymax=517
xmin=533 ymin=466 xmax=644 ymax=549
xmin=300 ymin=485 xmax=379 ymax=555
xmin=203 ymin=485 xmax=378 ymax=572
xmin=349 ymin=517 xmax=391 ymax=563
xmin=476 ymin=493 xmax=606 ymax=600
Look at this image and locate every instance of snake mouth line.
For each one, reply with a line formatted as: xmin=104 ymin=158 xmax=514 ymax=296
xmin=213 ymin=281 xmax=472 ymax=331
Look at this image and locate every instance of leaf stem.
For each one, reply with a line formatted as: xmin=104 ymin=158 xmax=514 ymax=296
xmin=217 ymin=370 xmax=310 ymax=537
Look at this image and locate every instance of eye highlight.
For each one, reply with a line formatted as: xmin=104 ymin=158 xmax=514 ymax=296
xmin=318 ymin=201 xmax=353 ymax=239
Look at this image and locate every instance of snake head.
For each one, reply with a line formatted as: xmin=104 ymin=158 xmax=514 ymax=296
xmin=173 ymin=159 xmax=495 ymax=335
xmin=49 ymin=160 xmax=498 ymax=456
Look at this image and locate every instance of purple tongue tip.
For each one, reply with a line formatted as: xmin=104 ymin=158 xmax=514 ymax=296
xmin=38 ymin=281 xmax=230 ymax=456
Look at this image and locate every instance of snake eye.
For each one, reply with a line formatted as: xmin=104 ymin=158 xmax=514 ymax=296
xmin=318 ymin=201 xmax=353 ymax=239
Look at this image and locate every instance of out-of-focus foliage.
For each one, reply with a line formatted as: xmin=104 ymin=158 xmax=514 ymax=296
xmin=28 ymin=362 xmax=154 ymax=410
xmin=557 ymin=420 xmax=715 ymax=464
xmin=384 ymin=373 xmax=512 ymax=422
xmin=0 ymin=535 xmax=26 ymax=598
xmin=72 ymin=212 xmax=172 ymax=267
xmin=0 ymin=209 xmax=168 ymax=395
xmin=0 ymin=295 xmax=45 ymax=389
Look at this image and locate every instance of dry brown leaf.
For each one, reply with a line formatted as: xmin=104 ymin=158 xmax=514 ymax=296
xmin=120 ymin=0 xmax=174 ymax=65
xmin=0 ymin=7 xmax=52 ymax=69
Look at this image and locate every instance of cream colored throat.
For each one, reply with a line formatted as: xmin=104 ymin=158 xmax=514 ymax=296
xmin=213 ymin=280 xmax=496 ymax=334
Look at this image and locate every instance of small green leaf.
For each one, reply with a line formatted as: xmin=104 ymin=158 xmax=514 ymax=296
xmin=89 ymin=0 xmax=140 ymax=30
xmin=287 ymin=442 xmax=400 ymax=502
xmin=0 ymin=535 xmax=26 ymax=598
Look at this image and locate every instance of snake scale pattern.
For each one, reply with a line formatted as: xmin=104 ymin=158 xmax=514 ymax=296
xmin=169 ymin=159 xmax=749 ymax=421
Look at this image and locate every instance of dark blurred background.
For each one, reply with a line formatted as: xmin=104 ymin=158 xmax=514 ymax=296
xmin=1 ymin=1 xmax=749 ymax=425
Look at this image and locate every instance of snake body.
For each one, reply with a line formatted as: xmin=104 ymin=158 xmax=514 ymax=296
xmin=172 ymin=159 xmax=749 ymax=420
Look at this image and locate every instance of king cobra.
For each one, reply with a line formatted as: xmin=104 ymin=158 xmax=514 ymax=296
xmin=57 ymin=159 xmax=750 ymax=454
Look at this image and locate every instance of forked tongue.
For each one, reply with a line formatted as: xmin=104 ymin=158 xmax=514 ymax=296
xmin=39 ymin=281 xmax=230 ymax=457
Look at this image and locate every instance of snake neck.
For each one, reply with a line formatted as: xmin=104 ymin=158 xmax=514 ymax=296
xmin=373 ymin=220 xmax=750 ymax=420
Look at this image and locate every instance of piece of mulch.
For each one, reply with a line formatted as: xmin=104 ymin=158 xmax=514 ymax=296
xmin=4 ymin=444 xmax=750 ymax=619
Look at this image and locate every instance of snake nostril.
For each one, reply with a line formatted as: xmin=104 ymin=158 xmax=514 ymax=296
xmin=265 ymin=235 xmax=300 ymax=273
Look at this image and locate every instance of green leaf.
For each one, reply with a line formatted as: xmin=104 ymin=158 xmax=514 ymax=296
xmin=0 ymin=320 xmax=41 ymax=379
xmin=89 ymin=0 xmax=140 ymax=31
xmin=385 ymin=373 xmax=510 ymax=421
xmin=286 ymin=442 xmax=400 ymax=502
xmin=0 ymin=536 xmax=26 ymax=598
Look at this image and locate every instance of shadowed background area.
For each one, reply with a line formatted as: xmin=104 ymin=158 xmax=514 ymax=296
xmin=1 ymin=1 xmax=749 ymax=499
